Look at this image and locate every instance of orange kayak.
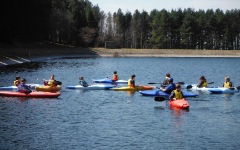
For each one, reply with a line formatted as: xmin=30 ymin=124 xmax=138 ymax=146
xmin=169 ymin=99 xmax=189 ymax=109
xmin=35 ymin=85 xmax=61 ymax=92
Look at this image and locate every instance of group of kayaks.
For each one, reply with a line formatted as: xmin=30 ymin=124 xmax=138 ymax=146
xmin=184 ymin=84 xmax=240 ymax=94
xmin=0 ymin=84 xmax=62 ymax=98
xmin=0 ymin=78 xmax=239 ymax=109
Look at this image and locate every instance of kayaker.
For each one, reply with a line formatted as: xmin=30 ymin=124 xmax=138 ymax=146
xmin=160 ymin=78 xmax=176 ymax=94
xmin=169 ymin=84 xmax=185 ymax=100
xmin=222 ymin=76 xmax=233 ymax=87
xmin=197 ymin=76 xmax=207 ymax=87
xmin=108 ymin=71 xmax=119 ymax=81
xmin=79 ymin=77 xmax=89 ymax=87
xmin=128 ymin=74 xmax=139 ymax=88
xmin=18 ymin=78 xmax=32 ymax=93
xmin=112 ymin=71 xmax=119 ymax=81
xmin=162 ymin=73 xmax=171 ymax=86
xmin=14 ymin=76 xmax=21 ymax=87
xmin=44 ymin=75 xmax=59 ymax=87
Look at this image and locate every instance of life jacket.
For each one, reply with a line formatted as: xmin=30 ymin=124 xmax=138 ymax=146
xmin=173 ymin=90 xmax=183 ymax=99
xmin=224 ymin=82 xmax=231 ymax=88
xmin=113 ymin=74 xmax=119 ymax=81
xmin=14 ymin=80 xmax=20 ymax=87
xmin=80 ymin=80 xmax=88 ymax=87
xmin=199 ymin=80 xmax=207 ymax=87
xmin=165 ymin=77 xmax=170 ymax=85
xmin=18 ymin=83 xmax=31 ymax=93
xmin=48 ymin=79 xmax=56 ymax=87
xmin=128 ymin=79 xmax=134 ymax=87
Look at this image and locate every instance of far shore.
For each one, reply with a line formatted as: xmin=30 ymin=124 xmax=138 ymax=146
xmin=1 ymin=47 xmax=240 ymax=67
xmin=1 ymin=47 xmax=240 ymax=58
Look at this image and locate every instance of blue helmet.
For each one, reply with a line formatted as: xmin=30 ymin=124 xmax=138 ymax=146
xmin=168 ymin=78 xmax=173 ymax=82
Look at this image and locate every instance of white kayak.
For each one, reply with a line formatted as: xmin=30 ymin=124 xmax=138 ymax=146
xmin=184 ymin=84 xmax=210 ymax=91
xmin=66 ymin=84 xmax=116 ymax=90
xmin=0 ymin=84 xmax=44 ymax=90
xmin=208 ymin=87 xmax=239 ymax=94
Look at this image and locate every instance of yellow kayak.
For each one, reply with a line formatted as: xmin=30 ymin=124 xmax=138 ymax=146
xmin=35 ymin=85 xmax=61 ymax=92
xmin=113 ymin=86 xmax=154 ymax=91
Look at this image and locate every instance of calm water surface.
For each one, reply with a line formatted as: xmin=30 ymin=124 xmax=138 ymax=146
xmin=0 ymin=57 xmax=240 ymax=149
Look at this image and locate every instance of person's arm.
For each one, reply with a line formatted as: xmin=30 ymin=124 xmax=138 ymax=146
xmin=169 ymin=91 xmax=175 ymax=100
xmin=229 ymin=82 xmax=233 ymax=87
xmin=197 ymin=81 xmax=204 ymax=88
xmin=130 ymin=80 xmax=135 ymax=87
xmin=43 ymin=80 xmax=48 ymax=86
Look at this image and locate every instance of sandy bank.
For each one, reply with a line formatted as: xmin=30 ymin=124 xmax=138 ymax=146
xmin=0 ymin=47 xmax=240 ymax=66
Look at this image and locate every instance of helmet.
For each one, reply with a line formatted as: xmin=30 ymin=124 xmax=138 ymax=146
xmin=168 ymin=78 xmax=173 ymax=82
xmin=166 ymin=73 xmax=170 ymax=77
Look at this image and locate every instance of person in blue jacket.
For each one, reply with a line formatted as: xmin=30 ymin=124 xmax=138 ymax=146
xmin=160 ymin=78 xmax=176 ymax=94
xmin=18 ymin=78 xmax=32 ymax=93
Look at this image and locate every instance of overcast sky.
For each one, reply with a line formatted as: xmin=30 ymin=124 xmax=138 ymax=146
xmin=90 ymin=0 xmax=240 ymax=14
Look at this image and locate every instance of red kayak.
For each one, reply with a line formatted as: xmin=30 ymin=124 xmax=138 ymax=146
xmin=169 ymin=99 xmax=189 ymax=109
xmin=0 ymin=91 xmax=61 ymax=98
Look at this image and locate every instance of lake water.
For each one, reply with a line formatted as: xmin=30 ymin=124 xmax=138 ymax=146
xmin=0 ymin=57 xmax=240 ymax=149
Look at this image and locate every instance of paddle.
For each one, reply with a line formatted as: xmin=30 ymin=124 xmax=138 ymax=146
xmin=154 ymin=97 xmax=209 ymax=101
xmin=36 ymin=78 xmax=45 ymax=81
xmin=148 ymin=82 xmax=185 ymax=85
xmin=230 ymin=86 xmax=240 ymax=90
xmin=154 ymin=97 xmax=166 ymax=101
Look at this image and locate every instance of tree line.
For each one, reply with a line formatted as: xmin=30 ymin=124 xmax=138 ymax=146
xmin=1 ymin=0 xmax=240 ymax=50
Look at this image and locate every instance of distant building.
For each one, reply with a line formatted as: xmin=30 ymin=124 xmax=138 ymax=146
xmin=105 ymin=41 xmax=116 ymax=49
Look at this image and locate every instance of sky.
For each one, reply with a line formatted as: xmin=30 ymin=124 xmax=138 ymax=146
xmin=90 ymin=0 xmax=240 ymax=14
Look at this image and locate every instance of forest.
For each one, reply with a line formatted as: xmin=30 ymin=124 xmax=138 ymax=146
xmin=1 ymin=0 xmax=240 ymax=50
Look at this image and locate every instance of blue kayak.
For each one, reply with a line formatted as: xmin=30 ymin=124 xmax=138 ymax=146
xmin=208 ymin=87 xmax=239 ymax=94
xmin=92 ymin=79 xmax=128 ymax=84
xmin=139 ymin=90 xmax=198 ymax=97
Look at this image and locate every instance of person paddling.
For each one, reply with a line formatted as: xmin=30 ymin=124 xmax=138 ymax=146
xmin=14 ymin=76 xmax=21 ymax=87
xmin=18 ymin=78 xmax=32 ymax=93
xmin=197 ymin=76 xmax=207 ymax=88
xmin=162 ymin=73 xmax=171 ymax=86
xmin=160 ymin=78 xmax=176 ymax=94
xmin=79 ymin=77 xmax=89 ymax=87
xmin=169 ymin=84 xmax=185 ymax=100
xmin=223 ymin=76 xmax=233 ymax=88
xmin=44 ymin=75 xmax=61 ymax=87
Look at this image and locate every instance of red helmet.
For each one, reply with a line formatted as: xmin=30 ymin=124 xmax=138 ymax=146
xmin=166 ymin=73 xmax=170 ymax=77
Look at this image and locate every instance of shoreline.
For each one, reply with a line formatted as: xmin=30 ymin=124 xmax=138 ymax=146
xmin=1 ymin=48 xmax=240 ymax=67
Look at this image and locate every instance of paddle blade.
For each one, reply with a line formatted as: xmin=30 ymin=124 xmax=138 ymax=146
xmin=186 ymin=85 xmax=193 ymax=89
xmin=154 ymin=97 xmax=166 ymax=101
xmin=208 ymin=82 xmax=214 ymax=84
xmin=177 ymin=82 xmax=185 ymax=85
xmin=236 ymin=86 xmax=240 ymax=90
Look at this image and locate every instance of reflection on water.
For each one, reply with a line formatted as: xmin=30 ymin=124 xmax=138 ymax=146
xmin=1 ymin=57 xmax=240 ymax=149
